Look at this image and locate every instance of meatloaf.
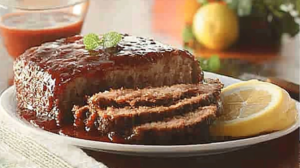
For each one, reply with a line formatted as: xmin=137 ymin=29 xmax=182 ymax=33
xmin=129 ymin=105 xmax=218 ymax=144
xmin=73 ymin=79 xmax=223 ymax=144
xmin=14 ymin=34 xmax=203 ymax=126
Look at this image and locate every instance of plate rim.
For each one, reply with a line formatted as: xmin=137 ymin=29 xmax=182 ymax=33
xmin=1 ymin=72 xmax=299 ymax=156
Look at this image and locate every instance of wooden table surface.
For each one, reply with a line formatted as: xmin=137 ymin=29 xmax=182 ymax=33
xmin=0 ymin=0 xmax=299 ymax=167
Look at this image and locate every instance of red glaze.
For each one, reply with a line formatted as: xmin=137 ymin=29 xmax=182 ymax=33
xmin=19 ymin=34 xmax=195 ymax=84
xmin=19 ymin=108 xmax=126 ymax=143
xmin=14 ymin=34 xmax=201 ymax=126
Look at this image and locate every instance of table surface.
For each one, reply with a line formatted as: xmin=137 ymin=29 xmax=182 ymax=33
xmin=85 ymin=129 xmax=299 ymax=168
xmin=0 ymin=0 xmax=299 ymax=167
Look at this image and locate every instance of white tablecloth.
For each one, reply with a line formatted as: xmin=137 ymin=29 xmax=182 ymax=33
xmin=0 ymin=110 xmax=107 ymax=168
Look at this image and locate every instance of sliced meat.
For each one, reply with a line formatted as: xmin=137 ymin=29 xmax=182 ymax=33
xmin=88 ymin=79 xmax=223 ymax=109
xmin=86 ymin=93 xmax=217 ymax=134
xmin=73 ymin=80 xmax=223 ymax=135
xmin=73 ymin=105 xmax=90 ymax=128
xmin=127 ymin=105 xmax=218 ymax=145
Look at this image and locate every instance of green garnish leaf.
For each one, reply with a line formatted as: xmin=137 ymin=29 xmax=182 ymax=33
xmin=83 ymin=32 xmax=122 ymax=50
xmin=101 ymin=32 xmax=122 ymax=48
xmin=197 ymin=55 xmax=221 ymax=72
xmin=197 ymin=57 xmax=209 ymax=71
xmin=197 ymin=0 xmax=208 ymax=5
xmin=280 ymin=12 xmax=300 ymax=37
xmin=83 ymin=33 xmax=102 ymax=50
xmin=182 ymin=26 xmax=194 ymax=43
xmin=296 ymin=0 xmax=300 ymax=13
xmin=208 ymin=55 xmax=221 ymax=72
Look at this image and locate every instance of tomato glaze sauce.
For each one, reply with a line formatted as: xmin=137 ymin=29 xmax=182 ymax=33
xmin=0 ymin=12 xmax=83 ymax=58
xmin=18 ymin=109 xmax=125 ymax=143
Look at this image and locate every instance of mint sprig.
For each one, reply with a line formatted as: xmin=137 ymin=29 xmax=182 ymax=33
xmin=101 ymin=32 xmax=122 ymax=48
xmin=83 ymin=33 xmax=102 ymax=50
xmin=83 ymin=32 xmax=122 ymax=50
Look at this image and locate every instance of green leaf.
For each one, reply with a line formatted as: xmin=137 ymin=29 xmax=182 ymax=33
xmin=83 ymin=33 xmax=101 ymax=50
xmin=225 ymin=0 xmax=252 ymax=16
xmin=251 ymin=0 xmax=268 ymax=16
xmin=197 ymin=57 xmax=209 ymax=71
xmin=296 ymin=0 xmax=300 ymax=14
xmin=280 ymin=12 xmax=300 ymax=36
xmin=83 ymin=32 xmax=122 ymax=50
xmin=182 ymin=26 xmax=194 ymax=43
xmin=250 ymin=0 xmax=300 ymax=37
xmin=197 ymin=55 xmax=221 ymax=72
xmin=237 ymin=0 xmax=252 ymax=16
xmin=197 ymin=0 xmax=208 ymax=5
xmin=224 ymin=0 xmax=239 ymax=10
xmin=208 ymin=55 xmax=221 ymax=72
xmin=101 ymin=32 xmax=122 ymax=48
xmin=268 ymin=6 xmax=285 ymax=18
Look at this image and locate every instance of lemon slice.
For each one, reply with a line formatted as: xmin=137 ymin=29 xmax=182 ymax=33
xmin=210 ymin=80 xmax=298 ymax=137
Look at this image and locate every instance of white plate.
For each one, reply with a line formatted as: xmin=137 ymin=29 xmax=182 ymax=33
xmin=0 ymin=72 xmax=299 ymax=157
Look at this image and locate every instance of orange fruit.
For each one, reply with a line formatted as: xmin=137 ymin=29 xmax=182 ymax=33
xmin=184 ymin=0 xmax=201 ymax=24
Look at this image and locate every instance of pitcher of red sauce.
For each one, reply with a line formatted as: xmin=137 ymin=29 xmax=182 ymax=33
xmin=0 ymin=0 xmax=89 ymax=59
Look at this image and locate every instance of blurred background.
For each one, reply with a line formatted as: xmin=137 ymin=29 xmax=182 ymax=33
xmin=0 ymin=0 xmax=299 ymax=98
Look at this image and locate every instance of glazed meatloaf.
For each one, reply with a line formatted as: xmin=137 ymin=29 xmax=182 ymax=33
xmin=73 ymin=79 xmax=223 ymax=144
xmin=14 ymin=34 xmax=203 ymax=126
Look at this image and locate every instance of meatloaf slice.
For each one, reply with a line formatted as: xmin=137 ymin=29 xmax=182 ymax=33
xmin=128 ymin=105 xmax=218 ymax=145
xmin=88 ymin=79 xmax=223 ymax=108
xmin=74 ymin=93 xmax=216 ymax=134
xmin=73 ymin=79 xmax=223 ymax=135
xmin=14 ymin=34 xmax=202 ymax=126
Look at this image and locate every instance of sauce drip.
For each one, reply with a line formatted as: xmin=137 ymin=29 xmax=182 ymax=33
xmin=18 ymin=108 xmax=126 ymax=143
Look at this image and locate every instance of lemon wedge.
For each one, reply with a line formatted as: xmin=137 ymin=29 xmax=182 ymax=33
xmin=210 ymin=80 xmax=298 ymax=137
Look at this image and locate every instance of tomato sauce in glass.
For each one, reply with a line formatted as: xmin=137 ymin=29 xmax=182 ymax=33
xmin=0 ymin=12 xmax=84 ymax=58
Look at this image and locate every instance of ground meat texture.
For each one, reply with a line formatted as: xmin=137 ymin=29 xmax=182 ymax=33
xmin=73 ymin=80 xmax=223 ymax=144
xmin=88 ymin=79 xmax=223 ymax=109
xmin=14 ymin=34 xmax=202 ymax=126
xmin=128 ymin=105 xmax=218 ymax=145
xmin=82 ymin=93 xmax=216 ymax=134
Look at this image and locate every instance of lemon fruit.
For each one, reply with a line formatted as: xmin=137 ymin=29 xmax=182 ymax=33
xmin=192 ymin=3 xmax=239 ymax=50
xmin=210 ymin=80 xmax=298 ymax=137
